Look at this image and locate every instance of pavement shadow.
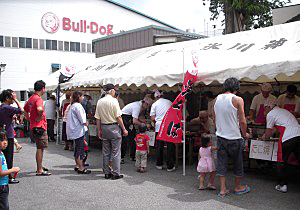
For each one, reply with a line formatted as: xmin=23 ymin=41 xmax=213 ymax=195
xmin=15 ymin=138 xmax=300 ymax=209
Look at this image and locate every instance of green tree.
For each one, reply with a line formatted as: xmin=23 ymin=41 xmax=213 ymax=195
xmin=202 ymin=0 xmax=291 ymax=34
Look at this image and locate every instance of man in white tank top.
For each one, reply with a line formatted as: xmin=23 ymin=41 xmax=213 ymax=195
xmin=213 ymin=77 xmax=250 ymax=197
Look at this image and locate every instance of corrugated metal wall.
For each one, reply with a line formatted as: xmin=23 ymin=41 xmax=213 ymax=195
xmin=94 ymin=28 xmax=180 ymax=57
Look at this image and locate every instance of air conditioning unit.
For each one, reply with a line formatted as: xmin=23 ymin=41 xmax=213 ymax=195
xmin=51 ymin=63 xmax=61 ymax=73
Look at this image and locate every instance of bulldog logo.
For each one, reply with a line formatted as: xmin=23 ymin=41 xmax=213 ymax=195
xmin=41 ymin=12 xmax=60 ymax=33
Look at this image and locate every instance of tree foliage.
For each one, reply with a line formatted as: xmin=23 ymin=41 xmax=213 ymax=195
xmin=202 ymin=0 xmax=291 ymax=34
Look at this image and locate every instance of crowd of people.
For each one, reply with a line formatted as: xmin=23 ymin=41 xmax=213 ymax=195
xmin=1 ymin=78 xmax=300 ymax=208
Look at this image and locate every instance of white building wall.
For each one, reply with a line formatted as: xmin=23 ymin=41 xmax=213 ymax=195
xmin=0 ymin=0 xmax=170 ymax=91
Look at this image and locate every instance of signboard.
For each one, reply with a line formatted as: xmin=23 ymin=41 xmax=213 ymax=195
xmin=249 ymin=140 xmax=275 ymax=161
xmin=41 ymin=12 xmax=114 ymax=35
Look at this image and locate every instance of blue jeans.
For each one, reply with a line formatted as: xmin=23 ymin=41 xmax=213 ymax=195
xmin=0 ymin=185 xmax=9 ymax=210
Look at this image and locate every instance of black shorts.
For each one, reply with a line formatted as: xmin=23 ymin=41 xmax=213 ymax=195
xmin=74 ymin=136 xmax=84 ymax=160
xmin=216 ymin=136 xmax=244 ymax=177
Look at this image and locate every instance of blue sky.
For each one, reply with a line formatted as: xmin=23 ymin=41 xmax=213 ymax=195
xmin=113 ymin=0 xmax=300 ymax=34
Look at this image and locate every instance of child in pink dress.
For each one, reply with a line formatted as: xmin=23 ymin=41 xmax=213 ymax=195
xmin=197 ymin=136 xmax=217 ymax=190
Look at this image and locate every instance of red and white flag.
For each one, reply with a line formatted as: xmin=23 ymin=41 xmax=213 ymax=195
xmin=157 ymin=50 xmax=199 ymax=144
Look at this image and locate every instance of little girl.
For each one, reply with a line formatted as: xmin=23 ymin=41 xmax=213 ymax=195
xmin=197 ymin=136 xmax=217 ymax=190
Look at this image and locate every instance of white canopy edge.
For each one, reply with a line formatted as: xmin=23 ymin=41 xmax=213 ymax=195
xmin=45 ymin=21 xmax=300 ymax=93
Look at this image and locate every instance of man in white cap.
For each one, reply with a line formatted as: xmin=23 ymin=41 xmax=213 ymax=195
xmin=150 ymin=90 xmax=176 ymax=171
xmin=249 ymin=83 xmax=277 ymax=124
xmin=262 ymin=100 xmax=300 ymax=193
xmin=121 ymin=96 xmax=152 ymax=163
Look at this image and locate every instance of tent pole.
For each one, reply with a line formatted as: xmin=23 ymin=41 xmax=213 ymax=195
xmin=183 ymin=102 xmax=186 ymax=176
xmin=182 ymin=48 xmax=186 ymax=176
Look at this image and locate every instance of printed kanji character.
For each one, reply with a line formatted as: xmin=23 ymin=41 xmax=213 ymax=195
xmin=227 ymin=43 xmax=255 ymax=52
xmin=167 ymin=121 xmax=181 ymax=137
xmin=118 ymin=61 xmax=130 ymax=68
xmin=147 ymin=51 xmax=161 ymax=58
xmin=92 ymin=65 xmax=106 ymax=71
xmin=105 ymin=64 xmax=118 ymax=71
xmin=172 ymin=99 xmax=183 ymax=110
xmin=201 ymin=43 xmax=222 ymax=50
xmin=262 ymin=38 xmax=287 ymax=50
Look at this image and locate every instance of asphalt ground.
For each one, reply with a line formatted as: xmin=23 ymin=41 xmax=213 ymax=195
xmin=8 ymin=138 xmax=300 ymax=210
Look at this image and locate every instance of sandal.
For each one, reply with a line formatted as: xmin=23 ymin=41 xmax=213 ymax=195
xmin=198 ymin=186 xmax=206 ymax=190
xmin=36 ymin=171 xmax=51 ymax=176
xmin=234 ymin=185 xmax=251 ymax=195
xmin=217 ymin=190 xmax=230 ymax=198
xmin=35 ymin=167 xmax=49 ymax=173
xmin=74 ymin=167 xmax=79 ymax=172
xmin=15 ymin=145 xmax=22 ymax=153
xmin=77 ymin=168 xmax=91 ymax=174
xmin=207 ymin=185 xmax=216 ymax=190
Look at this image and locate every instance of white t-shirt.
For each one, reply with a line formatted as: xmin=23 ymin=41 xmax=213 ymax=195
xmin=150 ymin=98 xmax=172 ymax=132
xmin=277 ymin=94 xmax=300 ymax=112
xmin=66 ymin=103 xmax=87 ymax=140
xmin=44 ymin=99 xmax=56 ymax=120
xmin=122 ymin=101 xmax=142 ymax=119
xmin=250 ymin=93 xmax=277 ymax=116
xmin=266 ymin=106 xmax=300 ymax=143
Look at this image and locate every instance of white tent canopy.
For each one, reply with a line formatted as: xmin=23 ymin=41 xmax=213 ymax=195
xmin=45 ymin=21 xmax=300 ymax=92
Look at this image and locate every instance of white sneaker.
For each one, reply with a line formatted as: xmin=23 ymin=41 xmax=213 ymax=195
xmin=275 ymin=184 xmax=287 ymax=193
xmin=156 ymin=165 xmax=163 ymax=170
xmin=167 ymin=166 xmax=176 ymax=172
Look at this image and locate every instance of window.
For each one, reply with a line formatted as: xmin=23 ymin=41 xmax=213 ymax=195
xmin=20 ymin=91 xmax=26 ymax=101
xmin=26 ymin=38 xmax=32 ymax=48
xmin=33 ymin=39 xmax=38 ymax=49
xmin=19 ymin=37 xmax=25 ymax=48
xmin=81 ymin=43 xmax=86 ymax=53
xmin=0 ymin=36 xmax=3 ymax=47
xmin=92 ymin=42 xmax=95 ymax=53
xmin=70 ymin=42 xmax=76 ymax=51
xmin=87 ymin=43 xmax=91 ymax=53
xmin=5 ymin=36 xmax=11 ymax=47
xmin=39 ymin=39 xmax=45 ymax=49
xmin=58 ymin=41 xmax=63 ymax=51
xmin=46 ymin=39 xmax=51 ymax=50
xmin=12 ymin=37 xmax=18 ymax=48
xmin=64 ymin=41 xmax=69 ymax=51
xmin=76 ymin=42 xmax=80 ymax=52
xmin=51 ymin=40 xmax=57 ymax=50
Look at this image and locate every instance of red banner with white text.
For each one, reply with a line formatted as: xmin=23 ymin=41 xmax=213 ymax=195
xmin=157 ymin=50 xmax=198 ymax=143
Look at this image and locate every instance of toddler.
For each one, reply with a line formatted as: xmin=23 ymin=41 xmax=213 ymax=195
xmin=134 ymin=124 xmax=150 ymax=173
xmin=0 ymin=128 xmax=20 ymax=209
xmin=197 ymin=136 xmax=217 ymax=190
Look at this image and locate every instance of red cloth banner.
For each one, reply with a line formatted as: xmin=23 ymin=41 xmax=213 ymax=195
xmin=157 ymin=50 xmax=198 ymax=144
